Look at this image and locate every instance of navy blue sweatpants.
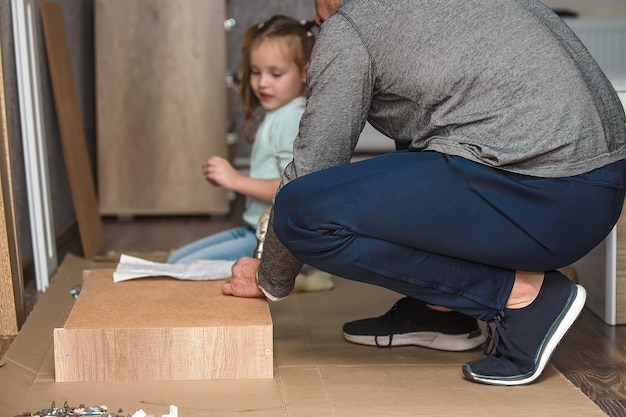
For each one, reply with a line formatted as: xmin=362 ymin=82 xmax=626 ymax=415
xmin=273 ymin=152 xmax=626 ymax=321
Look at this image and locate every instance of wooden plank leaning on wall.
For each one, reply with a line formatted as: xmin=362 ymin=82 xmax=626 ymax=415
xmin=40 ymin=2 xmax=104 ymax=259
xmin=0 ymin=38 xmax=25 ymax=336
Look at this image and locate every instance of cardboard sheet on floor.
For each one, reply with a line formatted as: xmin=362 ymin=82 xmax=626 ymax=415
xmin=0 ymin=254 xmax=605 ymax=416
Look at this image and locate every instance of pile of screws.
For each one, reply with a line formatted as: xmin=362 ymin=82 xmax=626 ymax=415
xmin=17 ymin=400 xmax=126 ymax=417
xmin=69 ymin=285 xmax=82 ymax=299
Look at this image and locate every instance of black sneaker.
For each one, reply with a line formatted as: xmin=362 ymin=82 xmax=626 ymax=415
xmin=462 ymin=270 xmax=586 ymax=386
xmin=343 ymin=297 xmax=486 ymax=351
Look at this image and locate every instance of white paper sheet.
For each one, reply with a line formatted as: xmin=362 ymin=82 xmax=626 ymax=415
xmin=113 ymin=254 xmax=234 ymax=283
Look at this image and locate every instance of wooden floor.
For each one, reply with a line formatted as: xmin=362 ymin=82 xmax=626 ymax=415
xmin=2 ymin=197 xmax=626 ymax=416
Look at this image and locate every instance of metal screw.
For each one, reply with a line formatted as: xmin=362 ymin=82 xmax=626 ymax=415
xmin=69 ymin=285 xmax=82 ymax=299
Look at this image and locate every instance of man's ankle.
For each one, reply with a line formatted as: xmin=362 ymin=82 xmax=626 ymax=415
xmin=506 ymin=271 xmax=544 ymax=309
xmin=426 ymin=304 xmax=453 ymax=312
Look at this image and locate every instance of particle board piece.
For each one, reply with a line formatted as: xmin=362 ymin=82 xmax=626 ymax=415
xmin=0 ymin=37 xmax=24 ymax=336
xmin=53 ymin=269 xmax=273 ymax=382
xmin=0 ymin=162 xmax=18 ymax=336
xmin=40 ymin=3 xmax=104 ymax=259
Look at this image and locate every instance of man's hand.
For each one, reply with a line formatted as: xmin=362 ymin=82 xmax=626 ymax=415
xmin=222 ymin=257 xmax=265 ymax=298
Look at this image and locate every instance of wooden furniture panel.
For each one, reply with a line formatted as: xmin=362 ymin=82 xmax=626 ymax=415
xmin=0 ymin=35 xmax=24 ymax=336
xmin=0 ymin=159 xmax=19 ymax=336
xmin=96 ymin=0 xmax=230 ymax=215
xmin=54 ymin=269 xmax=273 ymax=381
xmin=40 ymin=3 xmax=104 ymax=259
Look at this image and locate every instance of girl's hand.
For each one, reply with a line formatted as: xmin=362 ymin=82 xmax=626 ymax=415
xmin=202 ymin=156 xmax=241 ymax=189
xmin=222 ymin=257 xmax=265 ymax=298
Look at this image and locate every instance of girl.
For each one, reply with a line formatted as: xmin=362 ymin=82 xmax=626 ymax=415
xmin=168 ymin=15 xmax=332 ymax=291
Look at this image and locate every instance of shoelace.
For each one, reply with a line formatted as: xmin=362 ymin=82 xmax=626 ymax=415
xmin=374 ymin=298 xmax=408 ymax=348
xmin=483 ymin=314 xmax=505 ymax=356
xmin=483 ymin=313 xmax=528 ymax=366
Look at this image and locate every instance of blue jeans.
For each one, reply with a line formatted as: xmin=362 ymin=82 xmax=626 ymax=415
xmin=273 ymin=152 xmax=626 ymax=321
xmin=167 ymin=226 xmax=257 ymax=264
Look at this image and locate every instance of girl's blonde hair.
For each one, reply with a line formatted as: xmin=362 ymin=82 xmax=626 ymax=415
xmin=240 ymin=15 xmax=316 ymax=143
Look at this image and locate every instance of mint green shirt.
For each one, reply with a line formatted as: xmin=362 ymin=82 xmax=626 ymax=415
xmin=242 ymin=96 xmax=305 ymax=228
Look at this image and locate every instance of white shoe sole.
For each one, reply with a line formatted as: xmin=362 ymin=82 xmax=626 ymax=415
xmin=343 ymin=330 xmax=486 ymax=352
